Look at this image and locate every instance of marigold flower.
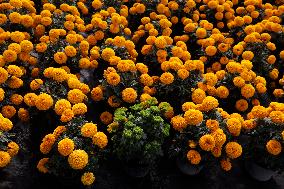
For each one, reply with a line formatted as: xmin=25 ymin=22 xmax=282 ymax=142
xmin=220 ymin=159 xmax=232 ymax=171
xmin=106 ymin=72 xmax=121 ymax=86
xmin=101 ymin=48 xmax=115 ymax=61
xmin=269 ymin=111 xmax=284 ymax=124
xmin=100 ymin=112 xmax=113 ymax=125
xmin=81 ymin=123 xmax=97 ymax=138
xmin=60 ymin=109 xmax=74 ymax=122
xmin=40 ymin=134 xmax=56 ymax=154
xmin=192 ymin=88 xmax=206 ymax=104
xmin=122 ymin=88 xmax=137 ymax=103
xmin=241 ymin=84 xmax=255 ymax=99
xmin=187 ymin=150 xmax=201 ymax=165
xmin=81 ymin=172 xmax=95 ymax=186
xmin=91 ymin=87 xmax=103 ymax=101
xmin=199 ymin=134 xmax=215 ymax=151
xmin=68 ymin=150 xmax=88 ymax=170
xmin=65 ymin=46 xmax=77 ymax=57
xmin=0 ymin=151 xmax=11 ymax=168
xmin=3 ymin=50 xmax=17 ymax=63
xmin=67 ymin=89 xmax=85 ymax=104
xmin=227 ymin=118 xmax=242 ymax=136
xmin=37 ymin=158 xmax=49 ymax=173
xmin=200 ymin=96 xmax=219 ymax=112
xmin=160 ymin=72 xmax=174 ymax=85
xmin=184 ymin=109 xmax=203 ymax=125
xmin=171 ymin=115 xmax=187 ymax=131
xmin=54 ymin=52 xmax=67 ymax=64
xmin=225 ymin=142 xmax=242 ymax=159
xmin=72 ymin=103 xmax=87 ymax=115
xmin=235 ymin=99 xmax=248 ymax=112
xmin=58 ymin=138 xmax=75 ymax=156
xmin=93 ymin=132 xmax=108 ymax=149
xmin=35 ymin=93 xmax=53 ymax=111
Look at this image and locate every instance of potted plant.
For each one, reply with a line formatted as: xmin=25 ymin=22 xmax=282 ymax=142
xmin=37 ymin=116 xmax=108 ymax=186
xmin=242 ymin=103 xmax=284 ymax=181
xmin=170 ymin=96 xmax=243 ymax=175
xmin=107 ymin=98 xmax=171 ymax=177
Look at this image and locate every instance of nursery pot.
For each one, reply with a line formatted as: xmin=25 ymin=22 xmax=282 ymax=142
xmin=176 ymin=158 xmax=203 ymax=176
xmin=245 ymin=161 xmax=275 ymax=182
xmin=123 ymin=160 xmax=150 ymax=178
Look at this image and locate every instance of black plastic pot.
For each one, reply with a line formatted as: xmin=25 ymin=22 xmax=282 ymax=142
xmin=245 ymin=161 xmax=275 ymax=182
xmin=176 ymin=158 xmax=203 ymax=176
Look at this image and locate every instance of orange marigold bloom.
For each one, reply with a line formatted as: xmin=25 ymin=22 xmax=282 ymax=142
xmin=199 ymin=134 xmax=215 ymax=151
xmin=266 ymin=140 xmax=282 ymax=155
xmin=122 ymin=88 xmax=137 ymax=103
xmin=187 ymin=150 xmax=201 ymax=165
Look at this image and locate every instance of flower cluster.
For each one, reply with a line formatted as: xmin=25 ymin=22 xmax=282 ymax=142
xmin=0 ymin=0 xmax=284 ymax=186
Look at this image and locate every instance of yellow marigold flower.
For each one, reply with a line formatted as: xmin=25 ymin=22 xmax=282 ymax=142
xmin=58 ymin=138 xmax=75 ymax=156
xmin=72 ymin=103 xmax=87 ymax=115
xmin=8 ymin=12 xmax=21 ymax=24
xmin=205 ymin=46 xmax=217 ymax=56
xmin=101 ymin=48 xmax=115 ymax=61
xmin=204 ymin=73 xmax=218 ymax=86
xmin=37 ymin=158 xmax=49 ymax=173
xmin=66 ymin=34 xmax=77 ymax=44
xmin=81 ymin=172 xmax=95 ymax=186
xmin=242 ymin=51 xmax=254 ymax=60
xmin=65 ymin=46 xmax=77 ymax=57
xmin=233 ymin=76 xmax=245 ymax=88
xmin=20 ymin=40 xmax=33 ymax=52
xmin=187 ymin=150 xmax=201 ymax=165
xmin=1 ymin=105 xmax=16 ymax=119
xmin=160 ymin=72 xmax=174 ymax=85
xmin=0 ymin=151 xmax=11 ymax=168
xmin=100 ymin=112 xmax=113 ymax=125
xmin=196 ymin=28 xmax=207 ymax=38
xmin=8 ymin=43 xmax=21 ymax=54
xmin=192 ymin=88 xmax=206 ymax=104
xmin=60 ymin=109 xmax=74 ymax=122
xmin=206 ymin=119 xmax=219 ymax=131
xmin=269 ymin=111 xmax=284 ymax=124
xmin=242 ymin=119 xmax=255 ymax=130
xmin=8 ymin=76 xmax=23 ymax=89
xmin=10 ymin=31 xmax=25 ymax=43
xmin=171 ymin=115 xmax=187 ymax=131
xmin=7 ymin=141 xmax=19 ymax=157
xmin=67 ymin=89 xmax=85 ymax=104
xmin=54 ymin=99 xmax=71 ymax=115
xmin=35 ymin=93 xmax=53 ymax=111
xmin=91 ymin=87 xmax=103 ymax=101
xmin=92 ymin=132 xmax=108 ymax=149
xmin=184 ymin=109 xmax=203 ymax=125
xmin=227 ymin=118 xmax=242 ymax=136
xmin=81 ymin=123 xmax=97 ymax=138
xmin=199 ymin=134 xmax=215 ymax=151
xmin=225 ymin=142 xmax=242 ymax=159
xmin=0 ymin=115 xmax=13 ymax=131
xmin=182 ymin=102 xmax=197 ymax=112
xmin=251 ymin=105 xmax=268 ymax=119
xmin=241 ymin=84 xmax=255 ymax=99
xmin=177 ymin=69 xmax=189 ymax=80
xmin=140 ymin=74 xmax=153 ymax=86
xmin=18 ymin=108 xmax=29 ymax=122
xmin=235 ymin=99 xmax=248 ymax=112
xmin=122 ymin=88 xmax=137 ymax=103
xmin=200 ymin=96 xmax=219 ymax=112
xmin=68 ymin=150 xmax=88 ymax=170
xmin=24 ymin=93 xmax=37 ymax=107
xmin=266 ymin=140 xmax=282 ymax=156
xmin=6 ymin=65 xmax=23 ymax=77
xmin=216 ymin=86 xmax=229 ymax=99
xmin=67 ymin=78 xmax=81 ymax=89
xmin=106 ymin=72 xmax=121 ymax=86
xmin=3 ymin=50 xmax=17 ymax=63
xmin=155 ymin=36 xmax=167 ymax=49
xmin=53 ymin=126 xmax=66 ymax=138
xmin=0 ymin=68 xmax=8 ymax=84
xmin=30 ymin=79 xmax=43 ymax=90
xmin=220 ymin=158 xmax=232 ymax=171
xmin=40 ymin=134 xmax=56 ymax=154
xmin=54 ymin=52 xmax=67 ymax=64
xmin=41 ymin=17 xmax=52 ymax=26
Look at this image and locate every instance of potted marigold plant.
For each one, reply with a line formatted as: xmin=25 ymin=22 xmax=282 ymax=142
xmin=242 ymin=102 xmax=284 ymax=181
xmin=170 ymin=96 xmax=243 ymax=175
xmin=37 ymin=116 xmax=108 ymax=186
xmin=107 ymin=98 xmax=171 ymax=177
